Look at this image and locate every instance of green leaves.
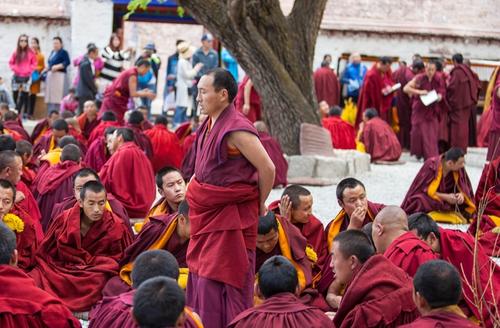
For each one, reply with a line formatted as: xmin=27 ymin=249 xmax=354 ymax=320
xmin=124 ymin=0 xmax=185 ymax=20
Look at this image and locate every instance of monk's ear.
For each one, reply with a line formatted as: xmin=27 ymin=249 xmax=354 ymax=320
xmin=175 ymin=311 xmax=186 ymax=328
xmin=414 ymin=291 xmax=428 ymax=313
xmin=10 ymin=249 xmax=18 ymax=267
xmin=158 ymin=187 xmax=165 ymax=197
xmin=254 ymin=281 xmax=263 ymax=299
xmin=78 ymin=197 xmax=84 ymax=208
xmin=373 ymin=222 xmax=383 ymax=236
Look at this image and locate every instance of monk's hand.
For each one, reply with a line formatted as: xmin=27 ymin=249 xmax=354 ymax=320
xmin=15 ymin=191 xmax=25 ymax=203
xmin=259 ymin=202 xmax=267 ymax=217
xmin=326 ymin=293 xmax=342 ymax=309
xmin=347 ymin=206 xmax=366 ymax=230
xmin=279 ymin=195 xmax=292 ymax=220
xmin=455 ymin=193 xmax=465 ymax=205
xmin=420 ymin=90 xmax=429 ymax=96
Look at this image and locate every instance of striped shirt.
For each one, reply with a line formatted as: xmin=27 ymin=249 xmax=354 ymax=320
xmin=100 ymin=46 xmax=130 ymax=82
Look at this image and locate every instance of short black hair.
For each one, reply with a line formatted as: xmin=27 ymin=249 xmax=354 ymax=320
xmin=258 ymin=255 xmax=298 ymax=298
xmin=87 ymin=44 xmax=98 ymax=54
xmin=128 ymin=110 xmax=144 ymax=125
xmin=321 ymin=60 xmax=330 ymax=68
xmin=361 ymin=222 xmax=375 ymax=247
xmin=333 ymin=230 xmax=375 ymax=264
xmin=73 ymin=168 xmax=99 ymax=185
xmin=60 ymin=144 xmax=81 ymax=162
xmin=281 ymin=184 xmax=311 ymax=210
xmin=15 ymin=140 xmax=32 ymax=157
xmin=154 ymin=115 xmax=168 ymax=126
xmin=115 ymin=128 xmax=134 ymax=142
xmin=452 ymin=53 xmax=463 ymax=64
xmin=48 ymin=109 xmax=60 ymax=117
xmin=178 ymin=200 xmax=189 ymax=219
xmin=413 ymin=260 xmax=462 ymax=308
xmin=0 ymin=179 xmax=16 ymax=203
xmin=53 ymin=36 xmax=63 ymax=43
xmin=132 ymin=249 xmax=180 ymax=289
xmin=258 ymin=211 xmax=278 ymax=235
xmin=101 ymin=111 xmax=117 ymax=121
xmin=328 ymin=105 xmax=342 ymax=117
xmin=0 ymin=135 xmax=16 ymax=151
xmin=104 ymin=126 xmax=117 ymax=137
xmin=61 ymin=111 xmax=75 ymax=119
xmin=206 ymin=68 xmax=238 ymax=103
xmin=336 ymin=177 xmax=365 ymax=201
xmin=52 ymin=119 xmax=69 ymax=132
xmin=0 ymin=151 xmax=20 ymax=172
xmin=444 ymin=147 xmax=465 ymax=162
xmin=3 ymin=111 xmax=18 ymax=121
xmin=364 ymin=108 xmax=378 ymax=119
xmin=136 ymin=59 xmax=151 ymax=68
xmin=133 ymin=277 xmax=185 ymax=328
xmin=0 ymin=221 xmax=16 ymax=265
xmin=379 ymin=56 xmax=392 ymax=65
xmin=412 ymin=60 xmax=425 ymax=71
xmin=408 ymin=212 xmax=441 ymax=240
xmin=155 ymin=166 xmax=182 ymax=189
xmin=80 ymin=180 xmax=106 ymax=201
xmin=57 ymin=135 xmax=78 ymax=148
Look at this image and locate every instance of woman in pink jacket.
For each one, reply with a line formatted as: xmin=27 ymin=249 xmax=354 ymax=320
xmin=8 ymin=34 xmax=37 ymax=117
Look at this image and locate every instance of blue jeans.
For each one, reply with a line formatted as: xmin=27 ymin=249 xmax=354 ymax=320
xmin=173 ymin=106 xmax=188 ymax=127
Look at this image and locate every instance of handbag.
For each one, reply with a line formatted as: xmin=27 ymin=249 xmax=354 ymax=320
xmin=31 ymin=70 xmax=40 ymax=82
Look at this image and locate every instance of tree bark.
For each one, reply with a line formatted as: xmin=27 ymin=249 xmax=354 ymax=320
xmin=175 ymin=0 xmax=327 ymax=154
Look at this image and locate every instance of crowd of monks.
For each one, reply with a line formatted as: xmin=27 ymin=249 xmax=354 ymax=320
xmin=0 ymin=66 xmax=498 ymax=328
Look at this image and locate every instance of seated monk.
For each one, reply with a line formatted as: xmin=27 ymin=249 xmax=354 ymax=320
xmin=77 ymin=100 xmax=100 ymax=140
xmin=144 ymin=115 xmax=184 ymax=172
xmin=228 ymin=255 xmax=333 ymax=328
xmin=125 ymin=110 xmax=153 ymax=160
xmin=90 ymin=249 xmax=203 ymax=328
xmin=400 ymin=260 xmax=478 ymax=328
xmin=103 ymin=201 xmax=190 ymax=297
xmin=99 ymin=128 xmax=155 ymax=218
xmin=29 ymin=181 xmax=133 ymax=312
xmin=30 ymin=110 xmax=60 ymax=144
xmin=50 ymin=168 xmax=130 ymax=230
xmin=87 ymin=111 xmax=120 ymax=146
xmin=401 ymin=147 xmax=475 ymax=224
xmin=136 ymin=105 xmax=154 ymax=130
xmin=359 ymin=108 xmax=402 ymax=162
xmin=254 ymin=121 xmax=288 ymax=187
xmin=409 ymin=213 xmax=500 ymax=328
xmin=3 ymin=110 xmax=30 ymax=141
xmin=33 ymin=144 xmax=83 ymax=231
xmin=372 ymin=206 xmax=438 ymax=277
xmin=32 ymin=118 xmax=69 ymax=159
xmin=331 ymin=230 xmax=419 ymax=327
xmin=66 ymin=117 xmax=89 ymax=154
xmin=37 ymin=135 xmax=80 ymax=177
xmin=468 ymin=157 xmax=500 ymax=256
xmin=269 ymin=185 xmax=327 ymax=282
xmin=85 ymin=127 xmax=116 ymax=173
xmin=321 ymin=105 xmax=356 ymax=150
xmin=15 ymin=140 xmax=36 ymax=188
xmin=0 ymin=222 xmax=80 ymax=327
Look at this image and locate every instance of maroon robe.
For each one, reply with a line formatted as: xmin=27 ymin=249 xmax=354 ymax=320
xmin=0 ymin=265 xmax=80 ymax=328
xmin=360 ymin=116 xmax=402 ymax=162
xmin=235 ymin=75 xmax=262 ymax=123
xmin=29 ymin=204 xmax=133 ymax=312
xmin=32 ymin=134 xmax=56 ymax=159
xmin=410 ymin=73 xmax=446 ymax=160
xmin=401 ymin=155 xmax=475 ymax=217
xmin=99 ymin=68 xmax=137 ymax=124
xmin=10 ymin=206 xmax=43 ymax=271
xmin=334 ymin=255 xmax=419 ymax=328
xmin=88 ymin=120 xmax=120 ymax=146
xmin=313 ymin=66 xmax=340 ymax=107
xmin=30 ymin=118 xmax=50 ymax=143
xmin=228 ymin=292 xmax=334 ymax=328
xmin=3 ymin=120 xmax=30 ymax=141
xmin=258 ymin=131 xmax=288 ymax=187
xmin=487 ymin=80 xmax=500 ymax=160
xmin=322 ymin=116 xmax=356 ymax=150
xmin=33 ymin=160 xmax=83 ymax=231
xmin=15 ymin=180 xmax=42 ymax=225
xmin=384 ymin=231 xmax=438 ymax=277
xmin=185 ymin=104 xmax=259 ymax=328
xmin=77 ymin=112 xmax=100 ymax=140
xmin=85 ymin=136 xmax=110 ymax=172
xmin=446 ymin=64 xmax=480 ymax=152
xmin=144 ymin=124 xmax=184 ymax=172
xmin=399 ymin=309 xmax=477 ymax=327
xmin=356 ymin=64 xmax=394 ymax=127
xmin=125 ymin=123 xmax=153 ymax=160
xmin=477 ymin=108 xmax=492 ymax=147
xmin=181 ymin=132 xmax=197 ymax=180
xmin=100 ymin=142 xmax=155 ymax=218
xmin=439 ymin=228 xmax=500 ymax=328
xmin=393 ymin=66 xmax=414 ymax=149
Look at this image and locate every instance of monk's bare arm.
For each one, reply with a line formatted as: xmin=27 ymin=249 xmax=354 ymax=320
xmin=403 ymin=78 xmax=426 ymax=96
xmin=228 ymin=131 xmax=275 ymax=215
xmin=129 ymin=75 xmax=154 ymax=99
xmin=243 ymin=79 xmax=253 ymax=114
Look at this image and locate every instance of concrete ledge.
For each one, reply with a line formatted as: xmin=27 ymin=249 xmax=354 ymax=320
xmin=465 ymin=147 xmax=487 ymax=168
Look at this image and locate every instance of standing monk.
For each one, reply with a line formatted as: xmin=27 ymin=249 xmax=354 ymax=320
xmin=254 ymin=121 xmax=288 ymax=188
xmin=186 ymin=68 xmax=275 ymax=327
xmin=486 ymin=72 xmax=500 ymax=160
xmin=404 ymin=60 xmax=446 ymax=160
xmin=235 ymin=76 xmax=262 ymax=123
xmin=446 ymin=54 xmax=480 ymax=152
xmin=313 ymin=61 xmax=340 ymax=107
xmin=99 ymin=59 xmax=155 ymax=124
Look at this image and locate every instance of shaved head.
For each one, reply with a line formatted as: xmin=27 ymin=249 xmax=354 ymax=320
xmin=254 ymin=121 xmax=268 ymax=133
xmin=372 ymin=206 xmax=408 ymax=253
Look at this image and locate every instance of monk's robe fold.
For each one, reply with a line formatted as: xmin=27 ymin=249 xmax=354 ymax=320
xmin=486 ymin=74 xmax=500 ymax=160
xmin=33 ymin=160 xmax=83 ymax=231
xmin=383 ymin=231 xmax=438 ymax=277
xmin=181 ymin=134 xmax=197 ymax=180
xmin=30 ymin=118 xmax=50 ymax=143
xmin=89 ymin=289 xmax=202 ymax=328
xmin=125 ymin=123 xmax=153 ymax=160
xmin=322 ymin=116 xmax=356 ymax=150
xmin=88 ymin=120 xmax=120 ymax=146
xmin=360 ymin=116 xmax=402 ymax=162
xmin=438 ymin=228 xmax=500 ymax=328
xmin=0 ymin=265 xmax=80 ymax=328
xmin=32 ymin=134 xmax=57 ymax=159
xmin=401 ymin=155 xmax=475 ymax=220
xmin=393 ymin=66 xmax=414 ymax=150
xmin=29 ymin=204 xmax=133 ymax=312
xmin=334 ymin=255 xmax=419 ymax=328
xmin=21 ymin=165 xmax=36 ymax=188
xmin=235 ymin=75 xmax=262 ymax=123
xmin=175 ymin=122 xmax=193 ymax=143
xmin=10 ymin=206 xmax=43 ymax=271
xmin=144 ymin=124 xmax=184 ymax=172
xmin=68 ymin=125 xmax=89 ymax=154
xmin=100 ymin=142 xmax=156 ymax=218
xmin=77 ymin=113 xmax=100 ymax=140
xmin=399 ymin=307 xmax=478 ymax=327
xmin=3 ymin=120 xmax=30 ymax=141
xmin=228 ymin=292 xmax=334 ymax=328
xmin=15 ymin=180 xmax=42 ymax=225
xmin=468 ymin=158 xmax=500 ymax=256
xmin=85 ymin=137 xmax=109 ymax=172
xmin=258 ymin=131 xmax=288 ymax=187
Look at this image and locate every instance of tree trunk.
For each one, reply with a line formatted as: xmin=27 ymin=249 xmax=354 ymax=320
xmin=173 ymin=0 xmax=327 ymax=154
